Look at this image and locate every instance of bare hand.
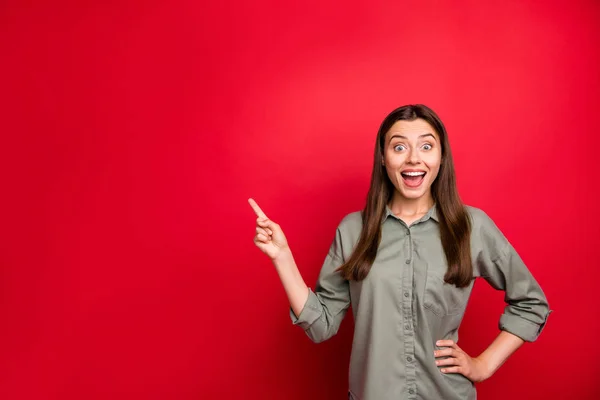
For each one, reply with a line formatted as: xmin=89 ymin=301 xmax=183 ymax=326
xmin=248 ymin=198 xmax=290 ymax=260
xmin=434 ymin=340 xmax=491 ymax=383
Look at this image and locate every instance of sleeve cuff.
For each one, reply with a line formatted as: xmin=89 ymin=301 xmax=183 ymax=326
xmin=289 ymin=288 xmax=323 ymax=330
xmin=498 ymin=310 xmax=552 ymax=342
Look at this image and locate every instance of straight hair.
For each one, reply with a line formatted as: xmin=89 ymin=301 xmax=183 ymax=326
xmin=336 ymin=104 xmax=473 ymax=288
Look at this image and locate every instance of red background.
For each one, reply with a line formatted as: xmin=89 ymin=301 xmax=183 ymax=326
xmin=1 ymin=1 xmax=599 ymax=399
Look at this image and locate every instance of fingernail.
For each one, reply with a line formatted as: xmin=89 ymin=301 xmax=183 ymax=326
xmin=436 ymin=341 xmax=441 ymax=345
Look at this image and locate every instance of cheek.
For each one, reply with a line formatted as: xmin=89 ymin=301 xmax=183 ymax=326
xmin=385 ymin=151 xmax=407 ymax=167
xmin=424 ymin=161 xmax=441 ymax=181
xmin=424 ymin=153 xmax=442 ymax=171
xmin=384 ymin=164 xmax=402 ymax=184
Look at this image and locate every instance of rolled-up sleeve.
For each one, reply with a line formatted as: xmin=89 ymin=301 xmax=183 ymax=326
xmin=475 ymin=211 xmax=552 ymax=342
xmin=289 ymin=225 xmax=351 ymax=343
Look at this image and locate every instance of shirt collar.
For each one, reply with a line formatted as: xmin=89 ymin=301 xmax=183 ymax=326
xmin=383 ymin=203 xmax=439 ymax=224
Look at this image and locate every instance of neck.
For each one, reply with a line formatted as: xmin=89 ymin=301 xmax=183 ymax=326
xmin=388 ymin=192 xmax=434 ymax=217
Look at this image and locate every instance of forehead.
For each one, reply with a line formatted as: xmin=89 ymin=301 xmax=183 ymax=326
xmin=385 ymin=118 xmax=439 ymax=140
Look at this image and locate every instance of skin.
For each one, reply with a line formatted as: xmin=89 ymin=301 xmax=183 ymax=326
xmin=249 ymin=118 xmax=525 ymax=383
xmin=248 ymin=198 xmax=308 ymax=319
xmin=383 ymin=119 xmax=441 ymax=225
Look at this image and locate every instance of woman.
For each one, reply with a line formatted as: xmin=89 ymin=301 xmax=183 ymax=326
xmin=248 ymin=104 xmax=551 ymax=400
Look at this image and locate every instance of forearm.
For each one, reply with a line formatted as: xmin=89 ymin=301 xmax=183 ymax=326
xmin=477 ymin=330 xmax=525 ymax=378
xmin=272 ymin=248 xmax=309 ymax=318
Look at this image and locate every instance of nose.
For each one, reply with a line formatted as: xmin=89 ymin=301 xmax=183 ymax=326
xmin=408 ymin=148 xmax=421 ymax=164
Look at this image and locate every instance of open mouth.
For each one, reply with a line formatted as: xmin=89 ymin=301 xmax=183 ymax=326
xmin=401 ymin=171 xmax=426 ymax=188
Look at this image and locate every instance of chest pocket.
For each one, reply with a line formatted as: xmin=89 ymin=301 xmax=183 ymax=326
xmin=423 ymin=272 xmax=471 ymax=317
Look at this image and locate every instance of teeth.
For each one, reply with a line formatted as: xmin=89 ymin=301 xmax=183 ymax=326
xmin=402 ymin=171 xmax=425 ymax=176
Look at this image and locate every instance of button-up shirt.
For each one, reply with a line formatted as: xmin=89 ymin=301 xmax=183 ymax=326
xmin=290 ymin=204 xmax=551 ymax=400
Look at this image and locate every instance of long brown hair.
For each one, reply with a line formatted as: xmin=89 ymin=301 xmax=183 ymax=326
xmin=336 ymin=104 xmax=473 ymax=288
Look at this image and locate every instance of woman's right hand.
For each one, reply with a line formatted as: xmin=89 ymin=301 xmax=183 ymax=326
xmin=248 ymin=198 xmax=290 ymax=260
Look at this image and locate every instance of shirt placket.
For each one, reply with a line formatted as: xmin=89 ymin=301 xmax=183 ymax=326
xmin=402 ymin=224 xmax=417 ymax=399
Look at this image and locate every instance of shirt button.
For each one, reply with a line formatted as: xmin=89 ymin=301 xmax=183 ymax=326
xmin=406 ymin=230 xmax=411 ymax=235
xmin=409 ymin=389 xmax=415 ymax=394
xmin=405 ymin=259 xmax=411 ymax=264
xmin=407 ymin=356 xmax=412 ymax=362
xmin=404 ymin=292 xmax=410 ymax=298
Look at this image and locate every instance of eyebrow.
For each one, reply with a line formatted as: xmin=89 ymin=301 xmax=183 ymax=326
xmin=388 ymin=133 xmax=437 ymax=143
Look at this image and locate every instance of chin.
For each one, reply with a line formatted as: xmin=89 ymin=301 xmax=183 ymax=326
xmin=397 ymin=189 xmax=425 ymax=199
xmin=397 ymin=182 xmax=432 ymax=199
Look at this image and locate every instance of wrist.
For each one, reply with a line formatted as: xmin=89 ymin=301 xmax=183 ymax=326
xmin=474 ymin=354 xmax=494 ymax=381
xmin=272 ymin=247 xmax=293 ymax=266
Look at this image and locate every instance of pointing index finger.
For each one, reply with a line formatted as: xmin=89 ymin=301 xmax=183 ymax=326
xmin=248 ymin=198 xmax=268 ymax=219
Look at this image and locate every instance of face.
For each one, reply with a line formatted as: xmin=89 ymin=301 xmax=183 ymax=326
xmin=383 ymin=118 xmax=442 ymax=202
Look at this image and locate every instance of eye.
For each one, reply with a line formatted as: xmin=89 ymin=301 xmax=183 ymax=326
xmin=422 ymin=143 xmax=432 ymax=150
xmin=394 ymin=144 xmax=406 ymax=151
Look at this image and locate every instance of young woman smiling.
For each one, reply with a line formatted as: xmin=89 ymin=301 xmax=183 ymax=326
xmin=249 ymin=104 xmax=550 ymax=400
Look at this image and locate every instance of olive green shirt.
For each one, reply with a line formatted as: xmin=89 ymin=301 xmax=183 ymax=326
xmin=290 ymin=204 xmax=551 ymax=400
